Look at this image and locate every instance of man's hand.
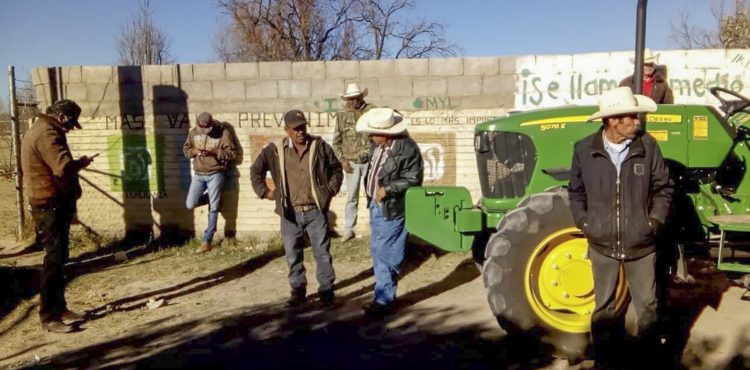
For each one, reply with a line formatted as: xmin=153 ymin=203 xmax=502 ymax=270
xmin=341 ymin=159 xmax=353 ymax=174
xmin=264 ymin=188 xmax=275 ymax=200
xmin=375 ymin=186 xmax=386 ymax=202
xmin=78 ymin=155 xmax=93 ymax=169
xmin=192 ymin=148 xmax=203 ymax=157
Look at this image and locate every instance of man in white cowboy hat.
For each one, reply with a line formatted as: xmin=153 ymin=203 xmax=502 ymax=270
xmin=568 ymin=87 xmax=673 ymax=368
xmin=620 ymin=48 xmax=674 ymax=104
xmin=333 ymin=83 xmax=375 ymax=243
xmin=356 ymin=108 xmax=423 ymax=316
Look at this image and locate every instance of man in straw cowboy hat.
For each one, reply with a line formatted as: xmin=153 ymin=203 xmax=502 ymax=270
xmin=333 ymin=83 xmax=375 ymax=243
xmin=356 ymin=108 xmax=423 ymax=316
xmin=619 ymin=48 xmax=674 ymax=104
xmin=568 ymin=87 xmax=673 ymax=368
xmin=250 ymin=110 xmax=343 ymax=308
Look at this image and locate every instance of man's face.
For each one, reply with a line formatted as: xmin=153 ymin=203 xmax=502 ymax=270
xmin=56 ymin=113 xmax=79 ymax=132
xmin=285 ymin=124 xmax=308 ymax=145
xmin=345 ymin=95 xmax=365 ymax=110
xmin=609 ymin=114 xmax=642 ymax=140
xmin=370 ymin=133 xmax=389 ymax=146
xmin=643 ymin=63 xmax=655 ymax=78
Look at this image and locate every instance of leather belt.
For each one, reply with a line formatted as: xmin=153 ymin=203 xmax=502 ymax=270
xmin=293 ymin=204 xmax=318 ymax=212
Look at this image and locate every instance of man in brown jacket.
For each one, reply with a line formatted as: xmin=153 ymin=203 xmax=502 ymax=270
xmin=183 ymin=112 xmax=237 ymax=252
xmin=21 ymin=99 xmax=93 ymax=333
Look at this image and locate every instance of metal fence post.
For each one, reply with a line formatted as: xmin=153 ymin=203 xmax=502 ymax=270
xmin=8 ymin=66 xmax=25 ymax=240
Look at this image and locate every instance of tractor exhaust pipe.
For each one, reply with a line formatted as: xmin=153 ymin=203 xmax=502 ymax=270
xmin=633 ymin=0 xmax=648 ymax=95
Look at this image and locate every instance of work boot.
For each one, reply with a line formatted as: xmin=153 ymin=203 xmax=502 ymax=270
xmin=341 ymin=230 xmax=355 ymax=243
xmin=196 ymin=241 xmax=212 ymax=253
xmin=319 ymin=290 xmax=335 ymax=307
xmin=61 ymin=309 xmax=85 ymax=325
xmin=363 ymin=302 xmax=394 ymax=317
xmin=287 ymin=288 xmax=307 ymax=308
xmin=42 ymin=320 xmax=74 ymax=334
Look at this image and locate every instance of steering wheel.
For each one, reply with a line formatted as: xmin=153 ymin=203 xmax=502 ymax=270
xmin=710 ymin=87 xmax=750 ymax=119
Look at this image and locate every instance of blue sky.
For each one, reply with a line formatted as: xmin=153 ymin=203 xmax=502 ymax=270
xmin=0 ymin=0 xmax=716 ymax=101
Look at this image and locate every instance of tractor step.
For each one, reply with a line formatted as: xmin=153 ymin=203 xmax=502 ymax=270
xmin=708 ymin=215 xmax=750 ymax=274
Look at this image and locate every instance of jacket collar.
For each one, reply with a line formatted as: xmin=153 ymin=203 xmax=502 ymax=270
xmin=589 ymin=127 xmax=645 ymax=158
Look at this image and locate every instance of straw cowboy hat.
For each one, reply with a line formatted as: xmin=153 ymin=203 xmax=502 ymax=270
xmin=629 ymin=48 xmax=659 ymax=64
xmin=587 ymin=87 xmax=657 ymax=121
xmin=340 ymin=83 xmax=369 ymax=99
xmin=356 ymin=107 xmax=407 ymax=135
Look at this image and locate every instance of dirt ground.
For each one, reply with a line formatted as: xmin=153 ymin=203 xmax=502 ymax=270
xmin=0 ymin=178 xmax=749 ymax=370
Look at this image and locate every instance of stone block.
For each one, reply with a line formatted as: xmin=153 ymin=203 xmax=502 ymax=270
xmin=192 ymin=63 xmax=226 ymax=81
xmin=499 ymin=56 xmax=517 ymax=74
xmin=182 ymin=81 xmax=213 ymax=100
xmin=35 ymin=85 xmax=51 ymax=108
xmin=429 ymin=57 xmax=464 ymax=76
xmin=61 ymin=66 xmax=83 ymax=83
xmin=213 ymin=81 xmax=246 ymax=100
xmin=447 ymin=76 xmax=482 ymax=96
xmin=535 ymin=54 xmax=573 ymax=75
xmin=86 ymin=83 xmax=119 ymax=101
xmin=685 ymin=49 xmax=728 ymax=69
xmin=64 ymin=83 xmax=87 ymax=102
xmin=658 ymin=50 xmax=688 ymax=70
xmin=278 ymin=80 xmax=311 ymax=98
xmin=312 ymin=79 xmax=345 ymax=98
xmin=226 ymin=63 xmax=259 ymax=80
xmin=394 ymin=59 xmax=428 ymax=77
xmin=31 ymin=67 xmax=51 ymax=86
xmin=292 ymin=62 xmax=326 ymax=79
xmin=360 ymin=60 xmax=394 ymax=78
xmin=412 ymin=78 xmax=447 ymax=96
xmin=259 ymin=61 xmax=292 ymax=79
xmin=378 ymin=77 xmax=413 ymax=97
xmin=82 ymin=66 xmax=116 ymax=83
xmin=176 ymin=64 xmax=194 ymax=82
xmin=142 ymin=65 xmax=176 ymax=84
xmin=482 ymin=75 xmax=516 ymax=95
xmin=572 ymin=52 xmax=613 ymax=74
xmin=325 ymin=61 xmax=359 ymax=79
xmin=245 ymin=80 xmax=278 ymax=99
xmin=464 ymin=57 xmax=500 ymax=76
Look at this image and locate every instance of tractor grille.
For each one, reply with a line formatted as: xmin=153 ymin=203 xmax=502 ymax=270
xmin=475 ymin=132 xmax=536 ymax=199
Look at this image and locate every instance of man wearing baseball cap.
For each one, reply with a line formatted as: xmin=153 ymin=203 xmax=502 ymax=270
xmin=250 ymin=110 xmax=343 ymax=308
xmin=568 ymin=87 xmax=673 ymax=368
xmin=21 ymin=99 xmax=93 ymax=333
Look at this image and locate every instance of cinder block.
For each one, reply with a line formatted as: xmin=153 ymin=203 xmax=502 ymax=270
xmin=464 ymin=57 xmax=500 ymax=76
xmin=685 ymin=49 xmax=728 ymax=69
xmin=447 ymin=76 xmax=482 ymax=96
xmin=259 ymin=61 xmax=292 ymax=79
xmin=143 ymin=65 xmax=176 ymax=84
xmin=311 ymin=79 xmax=345 ymax=98
xmin=278 ymin=80 xmax=312 ymax=98
xmin=65 ymin=83 xmax=88 ymax=101
xmin=86 ymin=83 xmax=119 ymax=101
xmin=412 ymin=78 xmax=447 ymax=96
xmin=192 ymin=63 xmax=226 ymax=81
xmin=35 ymin=85 xmax=51 ymax=108
xmin=572 ymin=52 xmax=613 ymax=74
xmin=430 ymin=58 xmax=464 ymax=76
xmin=292 ymin=62 xmax=326 ymax=79
xmin=394 ymin=59 xmax=428 ymax=77
xmin=360 ymin=60 xmax=394 ymax=78
xmin=176 ymin=64 xmax=194 ymax=82
xmin=658 ymin=50 xmax=688 ymax=70
xmin=499 ymin=56 xmax=517 ymax=74
xmin=82 ymin=66 xmax=116 ymax=83
xmin=31 ymin=67 xmax=51 ymax=86
xmin=213 ymin=81 xmax=246 ymax=100
xmin=535 ymin=54 xmax=573 ymax=75
xmin=482 ymin=75 xmax=515 ymax=95
xmin=61 ymin=66 xmax=83 ymax=83
xmin=325 ymin=61 xmax=359 ymax=79
xmin=245 ymin=80 xmax=278 ymax=99
xmin=378 ymin=77 xmax=413 ymax=97
xmin=226 ymin=63 xmax=259 ymax=80
xmin=182 ymin=81 xmax=213 ymax=100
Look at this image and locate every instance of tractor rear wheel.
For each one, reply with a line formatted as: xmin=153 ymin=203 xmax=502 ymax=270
xmin=482 ymin=190 xmax=627 ymax=360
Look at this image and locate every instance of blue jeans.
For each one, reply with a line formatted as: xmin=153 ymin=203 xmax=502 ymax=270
xmin=344 ymin=162 xmax=369 ymax=232
xmin=280 ymin=209 xmax=335 ymax=293
xmin=369 ymin=203 xmax=407 ymax=305
xmin=185 ymin=172 xmax=225 ymax=243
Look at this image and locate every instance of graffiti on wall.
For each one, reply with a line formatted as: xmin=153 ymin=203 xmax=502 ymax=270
xmin=107 ymin=135 xmax=166 ymax=198
xmin=413 ymin=96 xmax=460 ymax=110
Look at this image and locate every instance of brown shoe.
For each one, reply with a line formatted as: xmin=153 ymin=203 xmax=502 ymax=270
xmin=61 ymin=310 xmax=85 ymax=325
xmin=42 ymin=320 xmax=74 ymax=334
xmin=196 ymin=241 xmax=212 ymax=253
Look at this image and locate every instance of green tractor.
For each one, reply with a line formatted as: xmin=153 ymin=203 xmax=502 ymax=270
xmin=405 ymin=0 xmax=750 ymax=360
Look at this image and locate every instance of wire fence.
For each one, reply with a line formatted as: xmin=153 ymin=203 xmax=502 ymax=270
xmin=1 ymin=82 xmax=37 ymax=179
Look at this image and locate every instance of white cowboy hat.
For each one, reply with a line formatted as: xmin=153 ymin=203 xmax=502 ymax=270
xmin=356 ymin=107 xmax=407 ymax=135
xmin=340 ymin=83 xmax=369 ymax=99
xmin=628 ymin=48 xmax=659 ymax=64
xmin=587 ymin=86 xmax=657 ymax=121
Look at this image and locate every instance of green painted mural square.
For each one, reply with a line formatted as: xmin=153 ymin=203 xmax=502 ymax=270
xmin=107 ymin=135 xmax=164 ymax=192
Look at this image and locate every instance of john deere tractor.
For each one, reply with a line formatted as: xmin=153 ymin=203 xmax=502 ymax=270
xmin=404 ymin=3 xmax=750 ymax=359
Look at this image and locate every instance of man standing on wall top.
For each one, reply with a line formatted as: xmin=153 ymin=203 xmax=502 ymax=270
xmin=21 ymin=99 xmax=92 ymax=333
xmin=333 ymin=83 xmax=374 ymax=243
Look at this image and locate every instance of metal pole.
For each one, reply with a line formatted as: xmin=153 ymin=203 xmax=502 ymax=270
xmin=634 ymin=0 xmax=648 ymax=95
xmin=8 ymin=66 xmax=25 ymax=240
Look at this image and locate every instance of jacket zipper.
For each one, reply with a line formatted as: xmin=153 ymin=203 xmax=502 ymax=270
xmin=616 ymin=175 xmax=622 ymax=258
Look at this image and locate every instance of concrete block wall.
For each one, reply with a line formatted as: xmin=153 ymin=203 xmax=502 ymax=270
xmin=29 ymin=49 xmax=750 ymax=239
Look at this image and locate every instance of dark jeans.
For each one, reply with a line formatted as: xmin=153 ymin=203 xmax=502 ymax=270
xmin=590 ymin=248 xmax=658 ymax=369
xmin=30 ymin=200 xmax=74 ymax=323
xmin=280 ymin=208 xmax=335 ymax=294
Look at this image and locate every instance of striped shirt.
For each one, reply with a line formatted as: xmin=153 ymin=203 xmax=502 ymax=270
xmin=366 ymin=141 xmax=394 ymax=199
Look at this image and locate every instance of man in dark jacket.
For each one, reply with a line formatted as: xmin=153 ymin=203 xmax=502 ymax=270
xmin=183 ymin=112 xmax=237 ymax=253
xmin=21 ymin=99 xmax=92 ymax=333
xmin=568 ymin=87 xmax=673 ymax=369
xmin=250 ymin=110 xmax=343 ymax=307
xmin=619 ymin=48 xmax=674 ymax=104
xmin=356 ymin=108 xmax=423 ymax=316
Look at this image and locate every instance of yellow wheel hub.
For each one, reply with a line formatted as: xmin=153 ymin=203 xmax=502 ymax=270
xmin=524 ymin=227 xmax=627 ymax=333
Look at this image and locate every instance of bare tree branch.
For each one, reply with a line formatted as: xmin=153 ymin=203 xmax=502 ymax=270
xmin=116 ymin=0 xmax=174 ymax=65
xmin=670 ymin=0 xmax=750 ymax=49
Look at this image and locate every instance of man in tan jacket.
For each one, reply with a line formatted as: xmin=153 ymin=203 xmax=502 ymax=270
xmin=21 ymin=99 xmax=93 ymax=333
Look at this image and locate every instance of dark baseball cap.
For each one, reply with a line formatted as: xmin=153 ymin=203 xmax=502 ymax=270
xmin=283 ymin=110 xmax=308 ymax=129
xmin=47 ymin=99 xmax=82 ymax=129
